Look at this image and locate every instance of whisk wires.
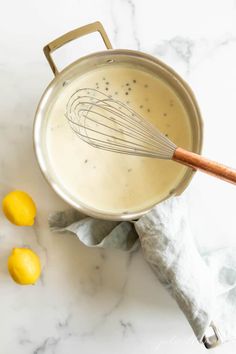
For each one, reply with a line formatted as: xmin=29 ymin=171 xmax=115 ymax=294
xmin=65 ymin=88 xmax=176 ymax=159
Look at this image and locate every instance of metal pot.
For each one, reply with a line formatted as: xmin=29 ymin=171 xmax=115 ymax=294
xmin=34 ymin=21 xmax=203 ymax=220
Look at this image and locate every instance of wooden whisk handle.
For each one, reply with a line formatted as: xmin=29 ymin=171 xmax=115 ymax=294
xmin=173 ymin=147 xmax=236 ymax=184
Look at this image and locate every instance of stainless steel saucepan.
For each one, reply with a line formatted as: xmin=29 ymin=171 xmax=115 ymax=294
xmin=34 ymin=21 xmax=203 ymax=220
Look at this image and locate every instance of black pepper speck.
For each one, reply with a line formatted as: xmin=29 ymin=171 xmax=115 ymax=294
xmin=133 ymin=80 xmax=136 ymax=83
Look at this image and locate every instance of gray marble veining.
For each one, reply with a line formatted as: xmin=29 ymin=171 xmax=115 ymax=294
xmin=0 ymin=0 xmax=236 ymax=353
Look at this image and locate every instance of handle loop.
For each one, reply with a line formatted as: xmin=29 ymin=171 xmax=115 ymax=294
xmin=43 ymin=21 xmax=112 ymax=76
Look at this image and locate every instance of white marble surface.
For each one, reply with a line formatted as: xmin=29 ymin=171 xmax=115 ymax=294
xmin=0 ymin=0 xmax=236 ymax=352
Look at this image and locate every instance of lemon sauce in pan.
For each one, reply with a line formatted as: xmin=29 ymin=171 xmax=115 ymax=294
xmin=46 ymin=64 xmax=192 ymax=213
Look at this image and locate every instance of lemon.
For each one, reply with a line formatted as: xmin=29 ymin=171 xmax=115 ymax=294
xmin=2 ymin=190 xmax=36 ymax=226
xmin=8 ymin=248 xmax=41 ymax=285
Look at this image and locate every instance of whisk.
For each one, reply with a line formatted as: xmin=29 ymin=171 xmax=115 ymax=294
xmin=65 ymin=88 xmax=236 ymax=185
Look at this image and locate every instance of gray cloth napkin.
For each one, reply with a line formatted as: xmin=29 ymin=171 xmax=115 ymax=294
xmin=49 ymin=197 xmax=236 ymax=348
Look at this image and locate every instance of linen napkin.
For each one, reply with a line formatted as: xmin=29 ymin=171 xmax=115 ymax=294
xmin=49 ymin=197 xmax=236 ymax=348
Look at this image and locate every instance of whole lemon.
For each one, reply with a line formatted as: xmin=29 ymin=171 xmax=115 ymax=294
xmin=2 ymin=190 xmax=36 ymax=226
xmin=8 ymin=248 xmax=41 ymax=285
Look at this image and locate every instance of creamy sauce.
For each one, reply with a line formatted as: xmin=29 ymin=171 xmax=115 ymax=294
xmin=46 ymin=64 xmax=192 ymax=213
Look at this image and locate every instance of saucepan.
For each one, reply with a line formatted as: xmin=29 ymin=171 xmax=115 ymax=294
xmin=34 ymin=21 xmax=203 ymax=220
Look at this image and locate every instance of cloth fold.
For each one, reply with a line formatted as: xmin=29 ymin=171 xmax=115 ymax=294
xmin=49 ymin=210 xmax=138 ymax=251
xmin=49 ymin=197 xmax=236 ymax=348
xmin=135 ymin=198 xmax=214 ymax=343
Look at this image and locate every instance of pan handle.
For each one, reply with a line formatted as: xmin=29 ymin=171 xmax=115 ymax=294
xmin=43 ymin=21 xmax=113 ymax=76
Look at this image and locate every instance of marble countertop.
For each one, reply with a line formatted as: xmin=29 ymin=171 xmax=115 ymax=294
xmin=1 ymin=0 xmax=236 ymax=353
